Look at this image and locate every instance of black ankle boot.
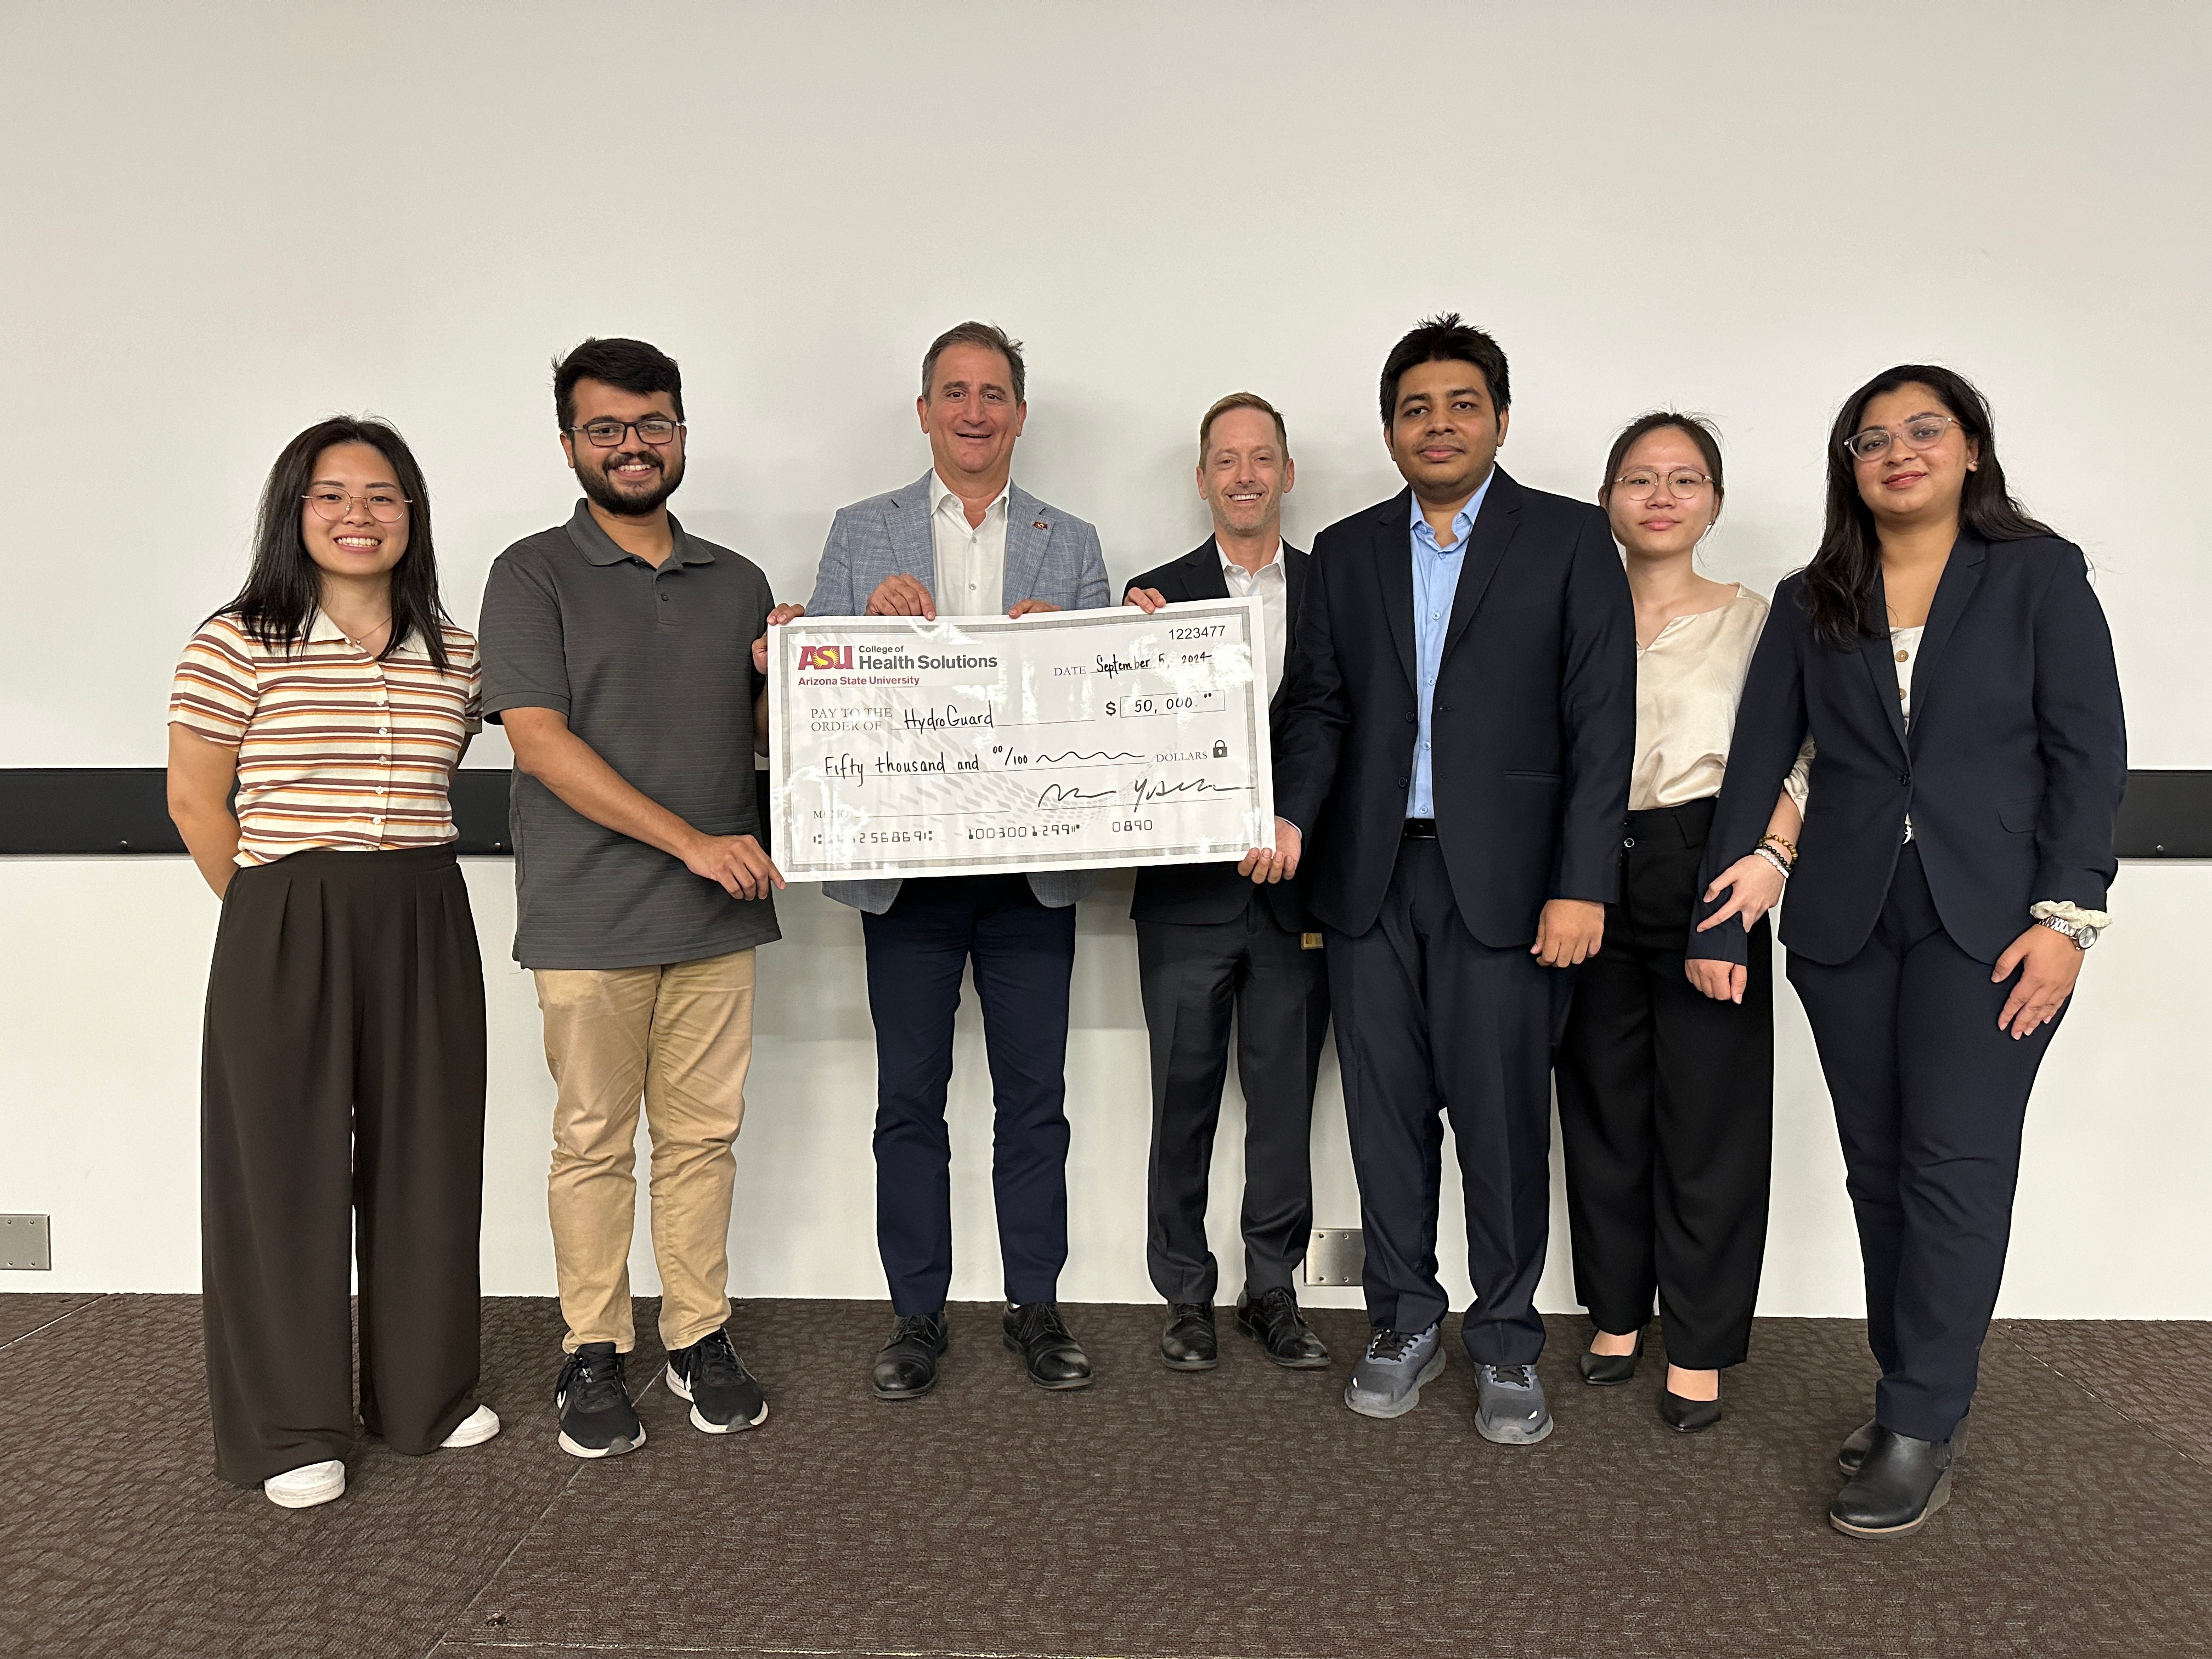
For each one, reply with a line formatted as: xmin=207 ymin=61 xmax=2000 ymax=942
xmin=1830 ymin=1426 xmax=1955 ymax=1537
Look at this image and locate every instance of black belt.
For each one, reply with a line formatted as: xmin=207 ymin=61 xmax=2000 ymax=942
xmin=1402 ymin=818 xmax=1438 ymax=839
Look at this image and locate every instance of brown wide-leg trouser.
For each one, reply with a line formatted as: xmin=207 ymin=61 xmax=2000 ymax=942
xmin=200 ymin=847 xmax=488 ymax=1488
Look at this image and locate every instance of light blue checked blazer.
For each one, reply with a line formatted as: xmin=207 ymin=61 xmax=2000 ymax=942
xmin=805 ymin=470 xmax=1113 ymax=913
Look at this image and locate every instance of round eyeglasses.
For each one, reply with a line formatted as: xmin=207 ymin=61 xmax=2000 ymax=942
xmin=570 ymin=417 xmax=682 ymax=448
xmin=303 ymin=489 xmax=409 ymax=524
xmin=1844 ymin=415 xmax=1960 ymax=462
xmin=1611 ymin=467 xmax=1713 ymax=500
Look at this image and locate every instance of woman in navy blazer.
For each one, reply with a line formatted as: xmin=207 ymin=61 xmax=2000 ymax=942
xmin=1690 ymin=365 xmax=2125 ymax=1538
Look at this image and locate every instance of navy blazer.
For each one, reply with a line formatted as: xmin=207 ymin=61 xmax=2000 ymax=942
xmin=1689 ymin=535 xmax=2126 ymax=968
xmin=1273 ymin=469 xmax=1637 ymax=946
xmin=1126 ymin=537 xmax=1314 ymax=932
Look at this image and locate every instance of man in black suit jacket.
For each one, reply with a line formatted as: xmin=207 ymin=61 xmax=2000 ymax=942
xmin=1124 ymin=393 xmax=1331 ymax=1375
xmin=1250 ymin=317 xmax=1635 ymax=1443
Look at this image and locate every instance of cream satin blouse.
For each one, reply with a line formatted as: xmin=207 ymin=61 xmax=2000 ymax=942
xmin=1631 ymin=584 xmax=1810 ymax=813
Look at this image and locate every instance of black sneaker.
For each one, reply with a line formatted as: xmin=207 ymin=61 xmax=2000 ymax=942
xmin=554 ymin=1341 xmax=645 ymax=1459
xmin=665 ymin=1325 xmax=769 ymax=1434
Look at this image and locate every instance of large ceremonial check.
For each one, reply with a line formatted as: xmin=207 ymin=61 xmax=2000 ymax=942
xmin=767 ymin=597 xmax=1275 ymax=882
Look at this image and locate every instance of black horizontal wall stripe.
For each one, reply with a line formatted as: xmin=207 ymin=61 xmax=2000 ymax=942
xmin=0 ymin=769 xmax=781 ymax=857
xmin=0 ymin=768 xmax=2200 ymax=858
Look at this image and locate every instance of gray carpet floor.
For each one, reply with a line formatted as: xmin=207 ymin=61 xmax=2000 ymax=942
xmin=1 ymin=1294 xmax=2207 ymax=1658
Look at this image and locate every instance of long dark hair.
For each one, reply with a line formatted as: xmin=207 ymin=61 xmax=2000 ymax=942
xmin=1800 ymin=364 xmax=2051 ymax=651
xmin=216 ymin=416 xmax=452 ymax=671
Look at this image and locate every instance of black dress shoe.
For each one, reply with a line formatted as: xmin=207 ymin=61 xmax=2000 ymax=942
xmin=1002 ymin=1302 xmax=1093 ymax=1390
xmin=871 ymin=1311 xmax=949 ymax=1401
xmin=1830 ymin=1426 xmax=1955 ymax=1538
xmin=1160 ymin=1303 xmax=1218 ymax=1370
xmin=1840 ymin=1414 xmax=1967 ymax=1476
xmin=1235 ymin=1286 xmax=1330 ymax=1369
xmin=1658 ymin=1387 xmax=1723 ymax=1434
xmin=1578 ymin=1329 xmax=1644 ymax=1386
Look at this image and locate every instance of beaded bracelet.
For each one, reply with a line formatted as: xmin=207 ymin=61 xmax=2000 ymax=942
xmin=1754 ymin=845 xmax=1793 ymax=879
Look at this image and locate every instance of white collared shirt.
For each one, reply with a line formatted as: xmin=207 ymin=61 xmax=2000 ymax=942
xmin=928 ymin=471 xmax=1009 ymax=618
xmin=1219 ymin=538 xmax=1287 ymax=699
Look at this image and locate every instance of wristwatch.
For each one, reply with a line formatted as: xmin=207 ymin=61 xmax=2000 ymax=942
xmin=2036 ymin=915 xmax=2099 ymax=950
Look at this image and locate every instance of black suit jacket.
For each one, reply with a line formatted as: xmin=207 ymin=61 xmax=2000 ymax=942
xmin=1690 ymin=535 xmax=2126 ymax=968
xmin=1273 ymin=470 xmax=1637 ymax=946
xmin=1128 ymin=537 xmax=1316 ymax=932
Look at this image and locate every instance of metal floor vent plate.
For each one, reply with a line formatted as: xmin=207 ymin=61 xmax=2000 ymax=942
xmin=0 ymin=1215 xmax=51 ymax=1271
xmin=1304 ymin=1227 xmax=1364 ymax=1287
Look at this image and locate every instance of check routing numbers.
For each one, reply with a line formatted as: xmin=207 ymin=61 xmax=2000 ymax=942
xmin=768 ymin=597 xmax=1277 ymax=882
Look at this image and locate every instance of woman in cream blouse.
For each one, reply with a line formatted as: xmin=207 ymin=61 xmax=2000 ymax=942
xmin=1554 ymin=413 xmax=1803 ymax=1434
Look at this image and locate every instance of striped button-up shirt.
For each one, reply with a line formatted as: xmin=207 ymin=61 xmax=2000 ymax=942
xmin=168 ymin=610 xmax=481 ymax=865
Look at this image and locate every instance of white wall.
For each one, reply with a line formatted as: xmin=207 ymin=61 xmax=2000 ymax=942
xmin=2 ymin=2 xmax=2207 ymax=1313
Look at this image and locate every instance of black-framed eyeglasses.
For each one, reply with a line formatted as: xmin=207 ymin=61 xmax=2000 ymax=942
xmin=303 ymin=489 xmax=409 ymax=523
xmin=569 ymin=417 xmax=683 ymax=448
xmin=1844 ymin=415 xmax=1960 ymax=462
xmin=1611 ymin=467 xmax=1713 ymax=500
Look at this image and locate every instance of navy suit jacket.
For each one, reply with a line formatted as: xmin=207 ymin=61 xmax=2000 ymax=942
xmin=1690 ymin=534 xmax=2126 ymax=967
xmin=1273 ymin=469 xmax=1637 ymax=947
xmin=1125 ymin=537 xmax=1314 ymax=932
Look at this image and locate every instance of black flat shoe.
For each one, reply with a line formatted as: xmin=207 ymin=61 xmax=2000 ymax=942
xmin=871 ymin=1311 xmax=949 ymax=1401
xmin=1160 ymin=1302 xmax=1218 ymax=1370
xmin=1578 ymin=1330 xmax=1644 ymax=1386
xmin=1235 ymin=1286 xmax=1330 ymax=1369
xmin=1003 ymin=1301 xmax=1093 ymax=1390
xmin=1840 ymin=1413 xmax=1967 ymax=1476
xmin=1830 ymin=1426 xmax=1955 ymax=1538
xmin=1658 ymin=1387 xmax=1722 ymax=1434
xmin=1837 ymin=1417 xmax=1878 ymax=1476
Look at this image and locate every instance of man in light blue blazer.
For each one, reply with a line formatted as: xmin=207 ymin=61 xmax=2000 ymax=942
xmin=806 ymin=321 xmax=1111 ymax=1401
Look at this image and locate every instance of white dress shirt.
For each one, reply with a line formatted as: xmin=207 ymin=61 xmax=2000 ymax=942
xmin=928 ymin=470 xmax=1009 ymax=618
xmin=1218 ymin=538 xmax=1288 ymax=701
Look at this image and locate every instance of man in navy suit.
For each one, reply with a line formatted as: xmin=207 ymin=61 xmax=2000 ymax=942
xmin=1250 ymin=315 xmax=1636 ymax=1443
xmin=1123 ymin=394 xmax=1331 ymax=1375
xmin=808 ymin=321 xmax=1110 ymax=1400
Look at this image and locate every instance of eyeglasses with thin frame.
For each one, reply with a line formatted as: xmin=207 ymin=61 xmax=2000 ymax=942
xmin=303 ymin=489 xmax=409 ymax=524
xmin=1843 ymin=414 xmax=1961 ymax=462
xmin=1611 ymin=467 xmax=1713 ymax=500
xmin=569 ymin=417 xmax=683 ymax=448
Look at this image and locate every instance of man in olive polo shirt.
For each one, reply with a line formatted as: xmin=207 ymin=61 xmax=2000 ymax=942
xmin=479 ymin=336 xmax=798 ymax=1460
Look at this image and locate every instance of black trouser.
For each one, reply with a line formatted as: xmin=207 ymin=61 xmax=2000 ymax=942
xmin=862 ymin=874 xmax=1077 ymax=1314
xmin=1554 ymin=797 xmax=1773 ymax=1370
xmin=1327 ymin=836 xmax=1568 ymax=1365
xmin=200 ymin=847 xmax=487 ymax=1487
xmin=1136 ymin=899 xmax=1331 ymax=1305
xmin=1787 ymin=843 xmax=2062 ymax=1443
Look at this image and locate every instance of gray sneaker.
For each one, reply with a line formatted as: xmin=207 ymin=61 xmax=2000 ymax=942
xmin=1343 ymin=1324 xmax=1445 ymax=1419
xmin=1474 ymin=1362 xmax=1554 ymax=1444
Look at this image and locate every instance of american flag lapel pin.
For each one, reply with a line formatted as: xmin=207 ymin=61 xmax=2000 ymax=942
xmin=1032 ymin=520 xmax=1048 ymax=530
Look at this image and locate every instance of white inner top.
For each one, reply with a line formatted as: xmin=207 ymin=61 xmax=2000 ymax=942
xmin=1218 ymin=542 xmax=1287 ymax=701
xmin=928 ymin=471 xmax=1010 ymax=617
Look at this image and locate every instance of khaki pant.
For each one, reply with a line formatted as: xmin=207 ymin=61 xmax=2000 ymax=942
xmin=536 ymin=948 xmax=755 ymax=1353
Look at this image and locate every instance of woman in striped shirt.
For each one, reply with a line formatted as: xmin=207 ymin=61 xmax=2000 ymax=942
xmin=168 ymin=416 xmax=493 ymax=1510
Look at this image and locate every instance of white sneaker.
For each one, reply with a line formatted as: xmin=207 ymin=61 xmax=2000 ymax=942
xmin=263 ymin=1459 xmax=346 ymax=1509
xmin=439 ymin=1404 xmax=501 ymax=1449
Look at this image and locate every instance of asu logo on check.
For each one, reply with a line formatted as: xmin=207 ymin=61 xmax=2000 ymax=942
xmin=798 ymin=644 xmax=854 ymax=671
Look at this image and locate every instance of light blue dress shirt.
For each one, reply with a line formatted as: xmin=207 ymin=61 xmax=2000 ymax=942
xmin=1407 ymin=471 xmax=1496 ymax=818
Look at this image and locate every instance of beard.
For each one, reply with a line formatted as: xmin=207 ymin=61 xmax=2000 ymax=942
xmin=579 ymin=448 xmax=684 ymax=517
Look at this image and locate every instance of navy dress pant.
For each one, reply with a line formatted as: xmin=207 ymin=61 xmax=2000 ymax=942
xmin=1555 ymin=798 xmax=1774 ymax=1369
xmin=862 ymin=874 xmax=1077 ymax=1314
xmin=1788 ymin=843 xmax=2062 ymax=1443
xmin=1136 ymin=899 xmax=1331 ymax=1305
xmin=1326 ymin=837 xmax=1568 ymax=1366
